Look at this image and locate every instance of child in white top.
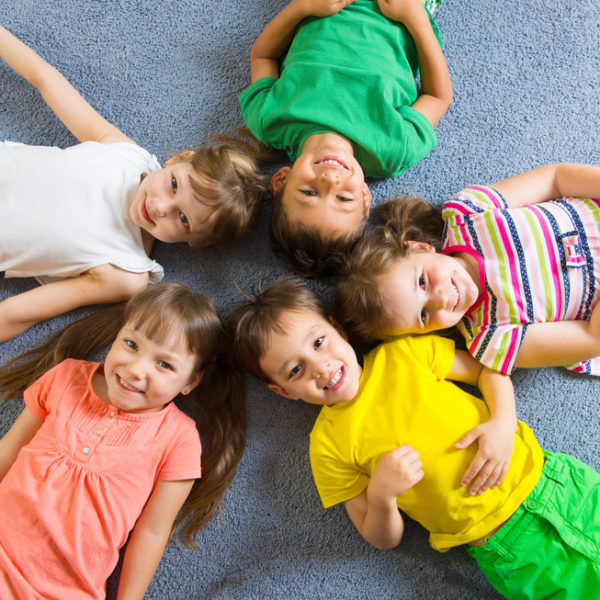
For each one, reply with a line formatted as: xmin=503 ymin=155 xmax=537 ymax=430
xmin=0 ymin=25 xmax=265 ymax=343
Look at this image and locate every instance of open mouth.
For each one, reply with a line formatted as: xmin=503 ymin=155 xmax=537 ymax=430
xmin=451 ymin=280 xmax=460 ymax=311
xmin=117 ymin=375 xmax=142 ymax=393
xmin=324 ymin=367 xmax=345 ymax=392
xmin=315 ymin=156 xmax=349 ymax=170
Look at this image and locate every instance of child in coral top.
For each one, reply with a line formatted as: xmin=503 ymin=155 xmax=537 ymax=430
xmin=0 ymin=283 xmax=245 ymax=600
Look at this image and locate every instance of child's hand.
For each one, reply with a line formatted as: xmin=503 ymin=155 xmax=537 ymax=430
xmin=376 ymin=0 xmax=425 ymax=24
xmin=369 ymin=445 xmax=424 ymax=502
xmin=455 ymin=419 xmax=515 ymax=495
xmin=294 ymin=0 xmax=357 ymax=18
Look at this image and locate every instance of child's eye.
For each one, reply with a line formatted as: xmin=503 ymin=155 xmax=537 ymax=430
xmin=124 ymin=339 xmax=138 ymax=351
xmin=418 ymin=275 xmax=426 ymax=289
xmin=313 ymin=336 xmax=324 ymax=350
xmin=300 ymin=190 xmax=317 ymax=197
xmin=288 ymin=364 xmax=302 ymax=379
xmin=171 ymin=176 xmax=178 ymax=193
xmin=336 ymin=195 xmax=353 ymax=202
xmin=159 ymin=360 xmax=173 ymax=371
xmin=179 ymin=212 xmax=190 ymax=228
xmin=419 ymin=309 xmax=427 ymax=326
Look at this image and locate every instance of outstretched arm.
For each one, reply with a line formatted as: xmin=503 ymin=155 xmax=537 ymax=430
xmin=377 ymin=0 xmax=452 ymax=126
xmin=0 ymin=408 xmax=43 ymax=481
xmin=250 ymin=0 xmax=356 ymax=82
xmin=515 ymin=315 xmax=600 ymax=368
xmin=343 ymin=445 xmax=423 ymax=550
xmin=0 ymin=25 xmax=132 ymax=144
xmin=492 ymin=163 xmax=600 ymax=208
xmin=449 ymin=351 xmax=516 ymax=495
xmin=0 ymin=265 xmax=147 ymax=343
xmin=116 ymin=479 xmax=194 ymax=600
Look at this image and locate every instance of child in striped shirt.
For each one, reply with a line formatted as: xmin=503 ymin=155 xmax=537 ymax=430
xmin=336 ymin=163 xmax=600 ymax=378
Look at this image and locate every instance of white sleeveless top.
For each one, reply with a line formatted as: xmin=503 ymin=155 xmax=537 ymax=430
xmin=0 ymin=141 xmax=164 ymax=283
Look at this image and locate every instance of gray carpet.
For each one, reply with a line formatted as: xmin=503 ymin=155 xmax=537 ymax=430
xmin=1 ymin=1 xmax=599 ymax=598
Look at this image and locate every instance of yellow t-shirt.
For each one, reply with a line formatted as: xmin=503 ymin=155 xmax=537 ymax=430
xmin=309 ymin=335 xmax=544 ymax=551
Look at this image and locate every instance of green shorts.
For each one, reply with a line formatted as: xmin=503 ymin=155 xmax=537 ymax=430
xmin=467 ymin=450 xmax=600 ymax=600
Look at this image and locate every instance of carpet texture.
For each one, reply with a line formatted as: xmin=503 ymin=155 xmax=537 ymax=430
xmin=1 ymin=1 xmax=599 ymax=598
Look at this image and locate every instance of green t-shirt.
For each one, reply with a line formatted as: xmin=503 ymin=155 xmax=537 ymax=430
xmin=239 ymin=0 xmax=440 ymax=178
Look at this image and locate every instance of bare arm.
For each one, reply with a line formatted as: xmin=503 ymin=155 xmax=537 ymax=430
xmin=0 ymin=265 xmax=147 ymax=343
xmin=0 ymin=408 xmax=43 ymax=481
xmin=250 ymin=0 xmax=356 ymax=82
xmin=0 ymin=25 xmax=132 ymax=144
xmin=116 ymin=479 xmax=194 ymax=600
xmin=515 ymin=316 xmax=600 ymax=368
xmin=343 ymin=445 xmax=423 ymax=550
xmin=377 ymin=0 xmax=452 ymax=126
xmin=492 ymin=163 xmax=600 ymax=208
xmin=449 ymin=351 xmax=517 ymax=495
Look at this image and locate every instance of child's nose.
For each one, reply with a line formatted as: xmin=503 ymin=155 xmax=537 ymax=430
xmin=429 ymin=285 xmax=448 ymax=310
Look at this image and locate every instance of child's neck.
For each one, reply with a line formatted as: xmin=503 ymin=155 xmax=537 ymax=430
xmin=141 ymin=229 xmax=155 ymax=255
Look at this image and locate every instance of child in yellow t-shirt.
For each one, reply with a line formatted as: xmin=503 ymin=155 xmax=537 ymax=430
xmin=227 ymin=277 xmax=600 ymax=600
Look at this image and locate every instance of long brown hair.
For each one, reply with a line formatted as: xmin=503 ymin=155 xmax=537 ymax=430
xmin=0 ymin=282 xmax=245 ymax=546
xmin=335 ymin=196 xmax=444 ymax=343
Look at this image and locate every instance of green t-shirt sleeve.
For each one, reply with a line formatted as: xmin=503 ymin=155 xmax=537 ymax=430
xmin=238 ymin=76 xmax=277 ymax=142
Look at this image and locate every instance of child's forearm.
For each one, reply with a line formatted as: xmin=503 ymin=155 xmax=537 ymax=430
xmin=477 ymin=367 xmax=517 ymax=429
xmin=250 ymin=1 xmax=310 ymax=81
xmin=493 ymin=163 xmax=600 ymax=208
xmin=516 ymin=319 xmax=600 ymax=368
xmin=402 ymin=4 xmax=452 ymax=125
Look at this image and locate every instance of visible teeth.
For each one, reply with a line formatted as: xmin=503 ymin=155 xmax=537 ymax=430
xmin=118 ymin=376 xmax=141 ymax=392
xmin=324 ymin=369 xmax=342 ymax=390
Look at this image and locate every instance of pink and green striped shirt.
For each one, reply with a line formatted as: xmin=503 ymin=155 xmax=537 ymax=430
xmin=442 ymin=185 xmax=600 ymax=375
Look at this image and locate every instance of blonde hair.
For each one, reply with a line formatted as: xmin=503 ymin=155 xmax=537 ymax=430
xmin=0 ymin=283 xmax=245 ymax=546
xmin=183 ymin=143 xmax=267 ymax=244
xmin=335 ymin=196 xmax=444 ymax=343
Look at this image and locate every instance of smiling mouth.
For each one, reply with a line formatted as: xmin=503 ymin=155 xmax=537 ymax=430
xmin=141 ymin=198 xmax=155 ymax=225
xmin=117 ymin=375 xmax=142 ymax=393
xmin=314 ymin=156 xmax=349 ymax=170
xmin=450 ymin=280 xmax=460 ymax=311
xmin=324 ymin=367 xmax=345 ymax=391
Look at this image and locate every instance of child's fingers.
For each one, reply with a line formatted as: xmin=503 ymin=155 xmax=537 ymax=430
xmin=469 ymin=462 xmax=502 ymax=495
xmin=454 ymin=426 xmax=481 ymax=449
xmin=460 ymin=454 xmax=486 ymax=487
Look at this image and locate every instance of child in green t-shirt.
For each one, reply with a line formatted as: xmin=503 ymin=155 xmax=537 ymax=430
xmin=227 ymin=277 xmax=600 ymax=600
xmin=239 ymin=0 xmax=452 ymax=277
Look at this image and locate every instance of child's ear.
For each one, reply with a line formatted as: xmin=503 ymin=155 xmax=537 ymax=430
xmin=362 ymin=184 xmax=372 ymax=216
xmin=164 ymin=150 xmax=195 ymax=165
xmin=404 ymin=240 xmax=435 ymax=253
xmin=181 ymin=371 xmax=203 ymax=396
xmin=269 ymin=167 xmax=291 ymax=196
xmin=267 ymin=382 xmax=300 ymax=401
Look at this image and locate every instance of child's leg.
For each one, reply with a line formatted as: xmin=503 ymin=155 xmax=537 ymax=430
xmin=467 ymin=450 xmax=600 ymax=600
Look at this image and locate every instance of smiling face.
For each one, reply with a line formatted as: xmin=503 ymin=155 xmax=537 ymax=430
xmin=129 ymin=156 xmax=216 ymax=247
xmin=377 ymin=249 xmax=480 ymax=336
xmin=259 ymin=307 xmax=362 ymax=406
xmin=98 ymin=322 xmax=202 ymax=414
xmin=270 ymin=133 xmax=372 ymax=240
